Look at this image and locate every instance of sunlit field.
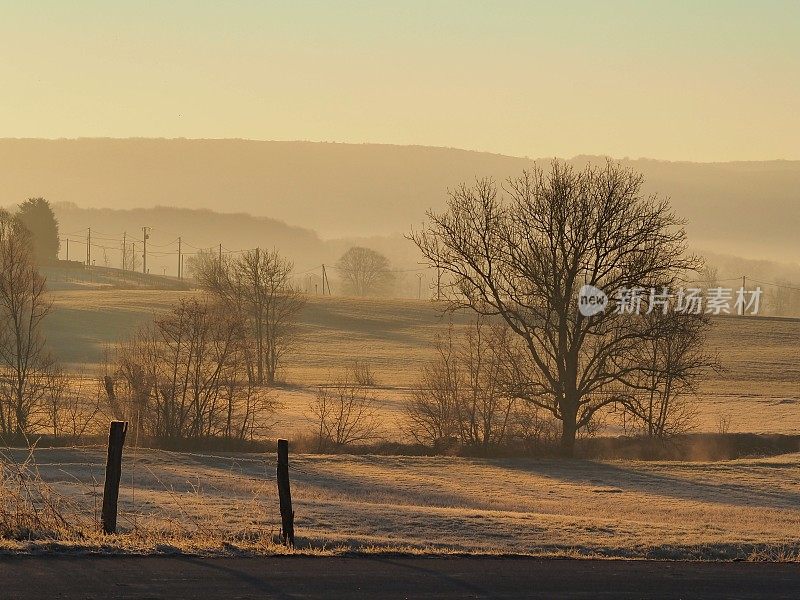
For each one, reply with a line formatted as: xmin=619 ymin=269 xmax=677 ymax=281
xmin=6 ymin=287 xmax=788 ymax=558
xmin=46 ymin=289 xmax=800 ymax=438
xmin=4 ymin=446 xmax=798 ymax=559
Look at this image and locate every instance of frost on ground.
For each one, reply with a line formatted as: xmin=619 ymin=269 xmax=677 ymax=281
xmin=3 ymin=447 xmax=798 ymax=560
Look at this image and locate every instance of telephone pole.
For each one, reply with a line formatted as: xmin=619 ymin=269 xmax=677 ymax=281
xmin=177 ymin=236 xmax=182 ymax=279
xmin=417 ymin=273 xmax=423 ymax=300
xmin=87 ymin=228 xmax=92 ymax=266
xmin=65 ymin=238 xmax=69 ymax=261
xmin=741 ymin=275 xmax=747 ymax=316
xmin=321 ymin=264 xmax=332 ymax=296
xmin=142 ymin=227 xmax=150 ymax=274
xmin=122 ymin=232 xmax=127 ymax=271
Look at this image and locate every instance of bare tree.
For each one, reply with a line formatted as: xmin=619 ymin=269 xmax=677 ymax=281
xmin=336 ymin=247 xmax=395 ymax=296
xmin=0 ymin=211 xmax=53 ymax=435
xmin=350 ymin=359 xmax=377 ymax=387
xmin=411 ymin=161 xmax=700 ymax=456
xmin=109 ymin=298 xmax=278 ymax=442
xmin=194 ymin=248 xmax=305 ymax=385
xmin=405 ymin=318 xmax=551 ymax=453
xmin=405 ymin=326 xmax=460 ymax=447
xmin=308 ymin=377 xmax=381 ymax=451
xmin=767 ymin=279 xmax=800 ymax=317
xmin=623 ymin=312 xmax=716 ymax=438
xmin=121 ymin=241 xmax=140 ymax=272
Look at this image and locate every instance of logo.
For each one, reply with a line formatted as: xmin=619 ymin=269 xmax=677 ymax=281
xmin=578 ymin=284 xmax=608 ymax=317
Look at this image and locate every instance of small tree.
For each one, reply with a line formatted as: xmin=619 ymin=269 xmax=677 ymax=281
xmin=405 ymin=327 xmax=460 ymax=448
xmin=623 ymin=312 xmax=716 ymax=438
xmin=16 ymin=198 xmax=60 ymax=263
xmin=336 ymin=247 xmax=394 ymax=296
xmin=405 ymin=319 xmax=553 ymax=453
xmin=308 ymin=377 xmax=381 ymax=451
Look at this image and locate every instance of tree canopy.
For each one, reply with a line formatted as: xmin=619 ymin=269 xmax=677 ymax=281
xmin=336 ymin=246 xmax=394 ymax=296
xmin=16 ymin=197 xmax=60 ymax=263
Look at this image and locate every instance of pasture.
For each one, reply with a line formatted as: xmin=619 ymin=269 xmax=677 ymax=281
xmin=45 ymin=289 xmax=800 ymax=438
xmin=3 ymin=446 xmax=798 ymax=558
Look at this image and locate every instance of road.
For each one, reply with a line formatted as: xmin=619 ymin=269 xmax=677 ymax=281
xmin=0 ymin=556 xmax=798 ymax=599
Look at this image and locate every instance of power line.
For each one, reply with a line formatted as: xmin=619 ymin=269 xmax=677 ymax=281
xmin=750 ymin=279 xmax=800 ymax=292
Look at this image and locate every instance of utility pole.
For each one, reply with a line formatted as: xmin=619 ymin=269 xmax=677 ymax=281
xmin=436 ymin=265 xmax=441 ymax=301
xmin=177 ymin=236 xmax=182 ymax=279
xmin=87 ymin=228 xmax=92 ymax=266
xmin=321 ymin=264 xmax=331 ymax=296
xmin=122 ymin=232 xmax=127 ymax=271
xmin=65 ymin=238 xmax=69 ymax=261
xmin=142 ymin=227 xmax=150 ymax=274
xmin=741 ymin=275 xmax=746 ymax=316
xmin=417 ymin=273 xmax=423 ymax=300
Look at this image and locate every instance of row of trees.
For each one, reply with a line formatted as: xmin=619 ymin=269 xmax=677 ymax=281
xmin=105 ymin=248 xmax=306 ymax=442
xmin=107 ymin=298 xmax=278 ymax=441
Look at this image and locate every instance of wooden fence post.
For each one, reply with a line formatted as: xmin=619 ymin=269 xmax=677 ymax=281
xmin=276 ymin=438 xmax=295 ymax=546
xmin=101 ymin=420 xmax=128 ymax=534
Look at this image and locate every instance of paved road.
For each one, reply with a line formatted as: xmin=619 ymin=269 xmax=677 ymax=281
xmin=0 ymin=556 xmax=798 ymax=599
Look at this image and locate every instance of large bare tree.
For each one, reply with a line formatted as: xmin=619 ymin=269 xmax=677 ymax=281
xmin=411 ymin=161 xmax=701 ymax=455
xmin=0 ymin=210 xmax=53 ymax=434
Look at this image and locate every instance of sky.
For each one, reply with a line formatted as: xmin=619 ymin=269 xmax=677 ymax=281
xmin=1 ymin=1 xmax=798 ymax=161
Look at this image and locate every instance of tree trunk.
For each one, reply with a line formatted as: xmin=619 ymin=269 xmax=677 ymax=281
xmin=559 ymin=392 xmax=578 ymax=457
xmin=559 ymin=420 xmax=577 ymax=457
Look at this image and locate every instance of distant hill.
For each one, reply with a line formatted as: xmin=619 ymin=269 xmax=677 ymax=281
xmin=41 ymin=204 xmax=424 ymax=296
xmin=48 ymin=203 xmax=328 ymax=271
xmin=1 ymin=138 xmax=798 ymax=263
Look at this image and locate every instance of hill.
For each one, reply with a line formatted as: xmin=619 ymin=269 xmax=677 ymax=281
xmin=49 ymin=203 xmax=330 ymax=274
xmin=2 ymin=139 xmax=799 ymax=263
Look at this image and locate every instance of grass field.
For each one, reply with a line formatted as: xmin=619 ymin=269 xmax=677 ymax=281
xmin=45 ymin=289 xmax=800 ymax=437
xmin=0 ymin=289 xmax=795 ymax=559
xmin=4 ymin=447 xmax=799 ymax=559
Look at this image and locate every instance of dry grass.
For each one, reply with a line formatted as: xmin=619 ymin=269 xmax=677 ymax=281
xmin=21 ymin=289 xmax=799 ymax=559
xmin=1 ymin=447 xmax=797 ymax=560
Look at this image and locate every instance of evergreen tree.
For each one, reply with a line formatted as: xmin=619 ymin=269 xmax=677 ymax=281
xmin=17 ymin=197 xmax=60 ymax=262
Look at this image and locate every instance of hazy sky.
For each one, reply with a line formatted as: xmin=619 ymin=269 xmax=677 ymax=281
xmin=2 ymin=1 xmax=798 ymax=161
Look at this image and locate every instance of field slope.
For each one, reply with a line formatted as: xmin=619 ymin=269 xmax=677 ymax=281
xmin=45 ymin=290 xmax=800 ymax=436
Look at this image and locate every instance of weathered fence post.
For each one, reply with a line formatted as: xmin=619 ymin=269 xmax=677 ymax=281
xmin=101 ymin=420 xmax=128 ymax=534
xmin=276 ymin=438 xmax=295 ymax=546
